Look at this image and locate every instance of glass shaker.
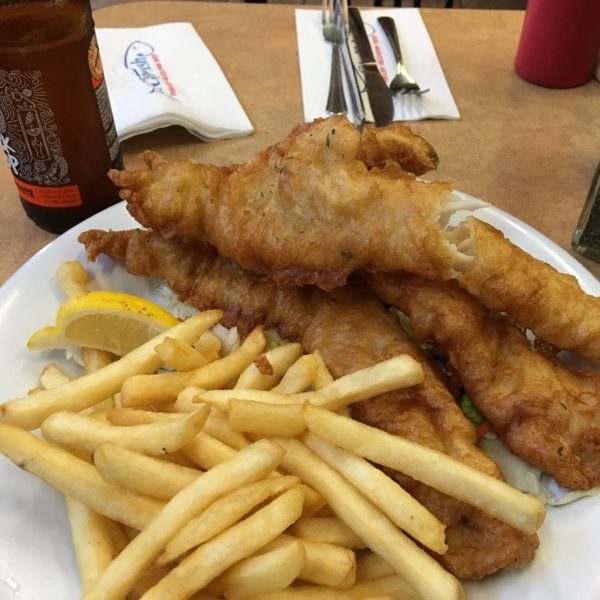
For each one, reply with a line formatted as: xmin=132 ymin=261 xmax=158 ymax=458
xmin=572 ymin=163 xmax=600 ymax=262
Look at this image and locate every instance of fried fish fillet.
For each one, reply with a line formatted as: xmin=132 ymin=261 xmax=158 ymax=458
xmin=449 ymin=217 xmax=600 ymax=366
xmin=109 ymin=117 xmax=600 ymax=365
xmin=366 ymin=272 xmax=600 ymax=491
xmin=111 ymin=116 xmax=472 ymax=290
xmin=79 ymin=227 xmax=539 ymax=580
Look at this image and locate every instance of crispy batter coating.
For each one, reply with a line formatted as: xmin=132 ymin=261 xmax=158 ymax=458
xmin=110 ymin=116 xmax=456 ymax=290
xmin=366 ymin=272 xmax=600 ymax=490
xmin=455 ymin=217 xmax=600 ymax=366
xmin=300 ymin=285 xmax=538 ymax=579
xmin=109 ymin=117 xmax=600 ymax=365
xmin=79 ymin=229 xmax=317 ymax=341
xmin=79 ymin=228 xmax=539 ymax=580
xmin=110 ymin=151 xmax=230 ymax=247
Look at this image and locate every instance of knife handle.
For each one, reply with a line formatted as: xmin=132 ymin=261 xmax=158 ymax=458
xmin=378 ymin=16 xmax=404 ymax=65
xmin=341 ymin=41 xmax=366 ymax=125
xmin=348 ymin=7 xmax=376 ymax=64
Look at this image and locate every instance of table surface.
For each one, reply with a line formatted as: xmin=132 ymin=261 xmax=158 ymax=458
xmin=1 ymin=1 xmax=599 ymax=285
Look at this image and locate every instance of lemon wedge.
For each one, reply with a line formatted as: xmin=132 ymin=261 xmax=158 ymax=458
xmin=28 ymin=291 xmax=179 ymax=356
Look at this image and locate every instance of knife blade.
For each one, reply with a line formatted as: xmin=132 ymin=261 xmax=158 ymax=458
xmin=348 ymin=7 xmax=394 ymax=127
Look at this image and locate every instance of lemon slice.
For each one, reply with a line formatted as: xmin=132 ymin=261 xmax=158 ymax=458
xmin=28 ymin=291 xmax=179 ymax=356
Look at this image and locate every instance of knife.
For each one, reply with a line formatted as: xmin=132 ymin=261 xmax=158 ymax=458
xmin=348 ymin=7 xmax=394 ymax=127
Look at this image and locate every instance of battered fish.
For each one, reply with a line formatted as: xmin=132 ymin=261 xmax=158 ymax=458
xmin=109 ymin=117 xmax=600 ymax=365
xmin=79 ymin=228 xmax=539 ymax=580
xmin=111 ymin=116 xmax=476 ymax=290
xmin=366 ymin=272 xmax=600 ymax=490
xmin=449 ymin=217 xmax=600 ymax=366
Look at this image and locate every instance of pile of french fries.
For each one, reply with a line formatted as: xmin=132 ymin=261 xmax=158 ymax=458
xmin=0 ymin=262 xmax=547 ymax=600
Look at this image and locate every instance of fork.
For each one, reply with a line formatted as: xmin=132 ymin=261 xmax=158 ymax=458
xmin=378 ymin=16 xmax=429 ymax=95
xmin=322 ymin=0 xmax=347 ymax=114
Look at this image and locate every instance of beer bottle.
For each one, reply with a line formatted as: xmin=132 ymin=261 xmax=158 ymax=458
xmin=0 ymin=0 xmax=123 ymax=233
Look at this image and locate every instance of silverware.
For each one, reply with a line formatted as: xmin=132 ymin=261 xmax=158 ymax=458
xmin=338 ymin=0 xmax=365 ymax=126
xmin=348 ymin=7 xmax=394 ymax=126
xmin=322 ymin=0 xmax=347 ymax=115
xmin=378 ymin=16 xmax=429 ymax=95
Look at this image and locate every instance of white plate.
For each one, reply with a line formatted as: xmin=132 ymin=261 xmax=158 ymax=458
xmin=0 ymin=199 xmax=599 ymax=599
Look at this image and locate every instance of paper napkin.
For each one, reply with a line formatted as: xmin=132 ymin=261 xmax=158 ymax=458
xmin=96 ymin=23 xmax=254 ymax=141
xmin=295 ymin=8 xmax=460 ymax=123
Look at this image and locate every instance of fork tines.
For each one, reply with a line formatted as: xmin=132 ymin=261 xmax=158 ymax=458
xmin=378 ymin=16 xmax=428 ymax=96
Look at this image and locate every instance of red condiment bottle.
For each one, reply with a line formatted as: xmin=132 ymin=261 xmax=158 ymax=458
xmin=514 ymin=0 xmax=600 ymax=89
xmin=0 ymin=0 xmax=122 ymax=233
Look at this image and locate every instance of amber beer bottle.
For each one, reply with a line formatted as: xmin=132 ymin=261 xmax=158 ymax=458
xmin=0 ymin=0 xmax=122 ymax=233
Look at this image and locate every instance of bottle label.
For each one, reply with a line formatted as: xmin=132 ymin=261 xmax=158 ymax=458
xmin=0 ymin=69 xmax=82 ymax=207
xmin=88 ymin=34 xmax=121 ymax=164
xmin=13 ymin=176 xmax=82 ymax=207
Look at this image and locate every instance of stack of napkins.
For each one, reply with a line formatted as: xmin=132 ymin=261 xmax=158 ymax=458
xmin=96 ymin=23 xmax=254 ymax=141
xmin=295 ymin=8 xmax=460 ymax=123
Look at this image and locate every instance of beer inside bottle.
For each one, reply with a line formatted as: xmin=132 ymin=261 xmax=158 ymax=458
xmin=0 ymin=0 xmax=123 ymax=233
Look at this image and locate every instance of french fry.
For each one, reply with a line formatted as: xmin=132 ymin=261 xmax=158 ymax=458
xmin=52 ymin=263 xmax=128 ymax=593
xmin=193 ymin=595 xmax=220 ymax=600
xmin=155 ymin=450 xmax=200 ymax=469
xmin=203 ymin=580 xmax=226 ymax=597
xmin=174 ymin=385 xmax=207 ymax=412
xmin=107 ymin=407 xmax=249 ymax=451
xmin=296 ymin=537 xmax=356 ymax=589
xmin=204 ymin=409 xmax=249 ymax=450
xmin=191 ymin=354 xmax=424 ymax=413
xmin=219 ymin=535 xmax=306 ymax=599
xmin=106 ymin=408 xmax=182 ymax=425
xmin=311 ymin=349 xmax=334 ymax=390
xmin=299 ymin=484 xmax=327 ymax=516
xmin=129 ymin=570 xmax=221 ymax=600
xmin=158 ymin=476 xmax=300 ymax=566
xmin=154 ymin=337 xmax=209 ymax=371
xmin=193 ymin=329 xmax=222 ymax=362
xmin=81 ymin=348 xmax=116 ymax=412
xmin=120 ymin=326 xmax=266 ymax=407
xmin=88 ymin=410 xmax=109 ymax=423
xmin=65 ymin=497 xmax=128 ymax=592
xmin=304 ymin=405 xmax=546 ymax=535
xmin=291 ymin=516 xmax=365 ymax=549
xmin=184 ymin=431 xmax=237 ymax=469
xmin=242 ymin=574 xmax=418 ymax=600
xmin=234 ymin=343 xmax=303 ymax=390
xmin=128 ymin=564 xmax=173 ymax=600
xmin=304 ymin=433 xmax=447 ymax=554
xmin=81 ymin=348 xmax=114 ymax=374
xmin=27 ymin=385 xmax=44 ymax=395
xmin=39 ymin=362 xmax=71 ymax=389
xmin=308 ymin=505 xmax=336 ymax=518
xmin=356 ymin=553 xmax=394 ymax=581
xmin=271 ymin=354 xmax=318 ymax=394
xmin=83 ymin=438 xmax=285 ymax=600
xmin=140 ymin=487 xmax=304 ymax=600
xmin=273 ymin=437 xmax=465 ymax=600
xmin=57 ymin=261 xmax=117 ymax=411
xmin=228 ymin=400 xmax=306 ymax=437
xmin=94 ymin=442 xmax=201 ymax=501
xmin=0 ymin=423 xmax=163 ymax=529
xmin=183 ymin=431 xmax=325 ymax=514
xmin=56 ymin=260 xmax=93 ymax=298
xmin=0 ymin=310 xmax=222 ymax=430
xmin=41 ymin=405 xmax=210 ymax=455
xmin=303 ymin=354 xmax=424 ymax=410
xmin=181 ymin=388 xmax=238 ymax=412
